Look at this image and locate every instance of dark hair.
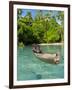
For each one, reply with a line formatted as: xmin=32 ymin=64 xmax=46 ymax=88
xmin=32 ymin=44 xmax=42 ymax=53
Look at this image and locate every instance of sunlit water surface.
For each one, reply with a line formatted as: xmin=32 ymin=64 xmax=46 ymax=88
xmin=17 ymin=45 xmax=64 ymax=81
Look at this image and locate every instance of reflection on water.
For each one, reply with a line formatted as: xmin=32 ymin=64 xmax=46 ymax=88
xmin=17 ymin=45 xmax=64 ymax=81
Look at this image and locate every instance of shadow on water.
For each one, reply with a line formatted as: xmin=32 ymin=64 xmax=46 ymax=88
xmin=31 ymin=71 xmax=42 ymax=79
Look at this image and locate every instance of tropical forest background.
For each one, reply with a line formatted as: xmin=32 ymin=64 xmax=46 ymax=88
xmin=17 ymin=9 xmax=64 ymax=46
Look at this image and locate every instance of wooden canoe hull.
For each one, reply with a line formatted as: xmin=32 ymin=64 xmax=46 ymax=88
xmin=34 ymin=53 xmax=60 ymax=64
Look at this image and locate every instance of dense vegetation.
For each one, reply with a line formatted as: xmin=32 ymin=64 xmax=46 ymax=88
xmin=17 ymin=9 xmax=64 ymax=46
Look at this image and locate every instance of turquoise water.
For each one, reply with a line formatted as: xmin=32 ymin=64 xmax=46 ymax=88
xmin=17 ymin=45 xmax=64 ymax=81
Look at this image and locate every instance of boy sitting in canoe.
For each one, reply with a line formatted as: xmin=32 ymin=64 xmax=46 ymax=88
xmin=32 ymin=44 xmax=42 ymax=53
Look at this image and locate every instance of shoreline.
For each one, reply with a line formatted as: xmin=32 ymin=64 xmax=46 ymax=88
xmin=38 ymin=43 xmax=64 ymax=46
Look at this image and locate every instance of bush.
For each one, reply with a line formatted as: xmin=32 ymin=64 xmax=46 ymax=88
xmin=18 ymin=42 xmax=24 ymax=48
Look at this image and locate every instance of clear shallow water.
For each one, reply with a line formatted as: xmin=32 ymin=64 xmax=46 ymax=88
xmin=17 ymin=45 xmax=64 ymax=81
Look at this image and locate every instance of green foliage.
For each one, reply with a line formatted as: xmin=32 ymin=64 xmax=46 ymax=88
xmin=17 ymin=10 xmax=64 ymax=45
xmin=18 ymin=42 xmax=24 ymax=48
xmin=17 ymin=9 xmax=22 ymax=19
